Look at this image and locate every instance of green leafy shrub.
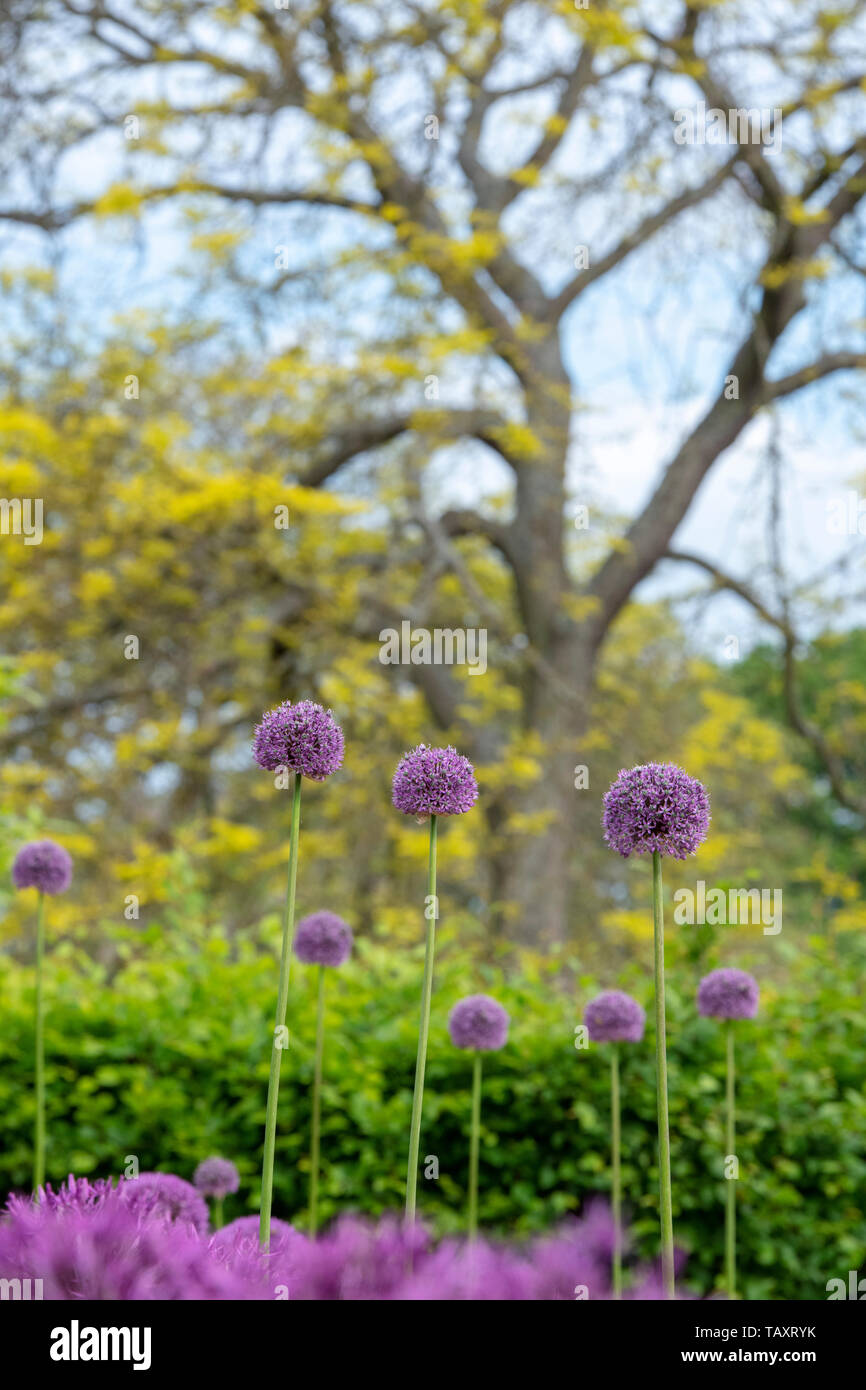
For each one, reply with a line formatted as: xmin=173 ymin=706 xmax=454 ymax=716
xmin=0 ymin=914 xmax=863 ymax=1300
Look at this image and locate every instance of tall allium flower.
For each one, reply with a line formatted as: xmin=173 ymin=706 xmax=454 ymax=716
xmin=252 ymin=699 xmax=344 ymax=780
xmin=584 ymin=991 xmax=645 ymax=1298
xmin=448 ymin=994 xmax=509 ymax=1239
xmin=194 ymin=1157 xmax=240 ymax=1229
xmin=584 ymin=990 xmax=646 ymax=1044
xmin=393 ymin=744 xmax=479 ymax=1221
xmin=119 ymin=1172 xmax=210 ymax=1236
xmin=294 ymin=911 xmax=353 ymax=1235
xmin=602 ymin=763 xmax=710 ymax=1299
xmin=603 ymin=763 xmax=710 ymax=860
xmin=12 ymin=840 xmax=73 ymax=894
xmin=392 ymin=744 xmax=479 ymax=818
xmin=698 ymin=968 xmax=759 ymax=1299
xmin=12 ymin=839 xmax=73 ymax=1192
xmin=252 ymin=699 xmax=344 ymax=1247
xmin=295 ymin=911 xmax=353 ymax=968
xmin=698 ymin=968 xmax=759 ymax=1021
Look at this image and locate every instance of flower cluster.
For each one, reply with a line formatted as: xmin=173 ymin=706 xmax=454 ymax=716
xmin=697 ymin=968 xmax=760 ymax=1020
xmin=119 ymin=1172 xmax=210 ymax=1236
xmin=392 ymin=744 xmax=479 ymax=818
xmin=11 ymin=840 xmax=73 ymax=895
xmin=252 ymin=700 xmax=344 ymax=780
xmin=294 ymin=911 xmax=353 ymax=968
xmin=603 ymin=763 xmax=710 ymax=859
xmin=0 ymin=1179 xmax=682 ymax=1300
xmin=448 ymin=994 xmax=509 ymax=1051
xmin=584 ymin=990 xmax=646 ymax=1043
xmin=194 ymin=1158 xmax=240 ymax=1199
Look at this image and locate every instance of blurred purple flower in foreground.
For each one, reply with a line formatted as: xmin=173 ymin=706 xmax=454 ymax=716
xmin=252 ymin=699 xmax=344 ymax=780
xmin=584 ymin=990 xmax=646 ymax=1043
xmin=11 ymin=839 xmax=72 ymax=894
xmin=294 ymin=911 xmax=353 ymax=967
xmin=392 ymin=744 xmax=478 ymax=817
xmin=0 ymin=1181 xmax=250 ymax=1300
xmin=119 ymin=1172 xmax=210 ymax=1236
xmin=0 ymin=1176 xmax=693 ymax=1300
xmin=603 ymin=763 xmax=710 ymax=859
xmin=698 ymin=968 xmax=760 ymax=1021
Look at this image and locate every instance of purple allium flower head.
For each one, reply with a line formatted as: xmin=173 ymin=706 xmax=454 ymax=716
xmin=294 ymin=911 xmax=353 ymax=967
xmin=448 ymin=994 xmax=509 ymax=1051
xmin=0 ymin=1197 xmax=254 ymax=1300
xmin=3 ymin=1175 xmax=115 ymax=1222
xmin=400 ymin=1238 xmax=537 ymax=1301
xmin=252 ymin=699 xmax=344 ymax=780
xmin=193 ymin=1157 xmax=240 ymax=1199
xmin=392 ymin=743 xmax=478 ymax=818
xmin=602 ymin=762 xmax=710 ymax=859
xmin=11 ymin=839 xmax=72 ymax=895
xmin=260 ymin=1215 xmax=430 ymax=1301
xmin=527 ymin=1204 xmax=616 ymax=1300
xmin=119 ymin=1172 xmax=210 ymax=1236
xmin=209 ymin=1216 xmax=306 ymax=1294
xmin=584 ymin=990 xmax=646 ymax=1044
xmin=212 ymin=1215 xmax=299 ymax=1253
xmin=697 ymin=968 xmax=760 ymax=1020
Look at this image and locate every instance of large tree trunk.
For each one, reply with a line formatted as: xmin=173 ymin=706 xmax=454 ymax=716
xmin=484 ymin=325 xmax=592 ymax=943
xmin=488 ymin=649 xmax=594 ymax=944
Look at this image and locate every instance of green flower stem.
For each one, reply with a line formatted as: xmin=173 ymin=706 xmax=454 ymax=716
xmin=259 ymin=770 xmax=303 ymax=1248
xmin=34 ymin=890 xmax=45 ymax=1193
xmin=610 ymin=1042 xmax=622 ymax=1298
xmin=213 ymin=1197 xmax=224 ymax=1230
xmin=725 ymin=1019 xmax=737 ymax=1299
xmin=468 ymin=1050 xmax=482 ymax=1240
xmin=652 ymin=849 xmax=675 ymax=1299
xmin=309 ymin=962 xmax=326 ymax=1236
xmin=405 ymin=812 xmax=438 ymax=1221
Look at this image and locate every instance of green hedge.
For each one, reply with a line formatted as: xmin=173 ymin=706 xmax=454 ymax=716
xmin=0 ymin=915 xmax=864 ymax=1300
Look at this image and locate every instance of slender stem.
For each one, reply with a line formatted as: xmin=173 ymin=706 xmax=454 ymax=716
xmin=652 ymin=849 xmax=675 ymax=1299
xmin=468 ymin=1051 xmax=482 ymax=1240
xmin=725 ymin=1019 xmax=736 ymax=1299
xmin=611 ymin=1043 xmax=622 ymax=1298
xmin=213 ymin=1196 xmax=224 ymax=1230
xmin=309 ymin=963 xmax=326 ymax=1236
xmin=34 ymin=891 xmax=45 ymax=1193
xmin=259 ymin=771 xmax=303 ymax=1248
xmin=405 ymin=813 xmax=438 ymax=1221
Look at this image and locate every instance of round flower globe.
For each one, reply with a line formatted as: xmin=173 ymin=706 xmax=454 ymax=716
xmin=448 ymin=994 xmax=509 ymax=1051
xmin=603 ymin=762 xmax=710 ymax=860
xmin=294 ymin=911 xmax=353 ymax=968
xmin=392 ymin=744 xmax=478 ymax=818
xmin=697 ymin=968 xmax=759 ymax=1020
xmin=252 ymin=699 xmax=344 ymax=780
xmin=12 ymin=840 xmax=72 ymax=895
xmin=194 ymin=1157 xmax=240 ymax=1199
xmin=584 ymin=990 xmax=645 ymax=1043
xmin=119 ymin=1172 xmax=210 ymax=1236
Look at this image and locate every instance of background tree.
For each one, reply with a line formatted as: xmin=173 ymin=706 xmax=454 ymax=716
xmin=1 ymin=0 xmax=865 ymax=940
